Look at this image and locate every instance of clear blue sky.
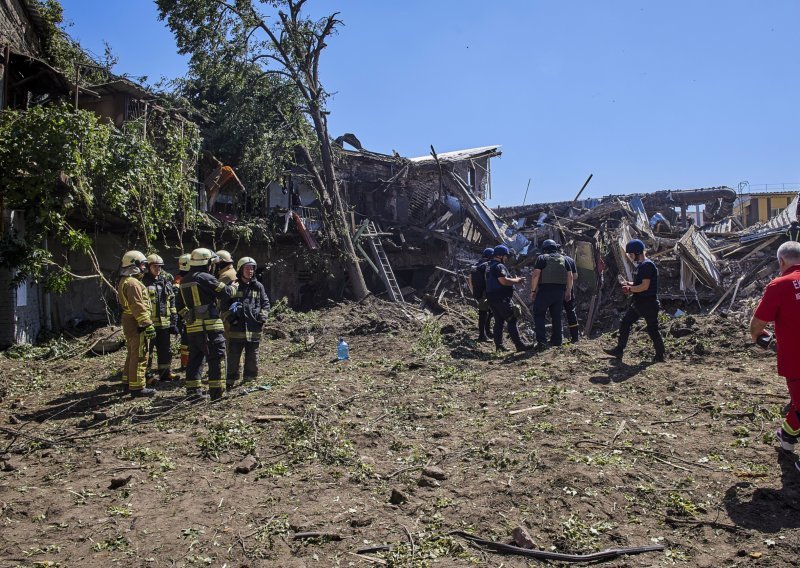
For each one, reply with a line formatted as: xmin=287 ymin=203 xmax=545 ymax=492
xmin=59 ymin=0 xmax=800 ymax=206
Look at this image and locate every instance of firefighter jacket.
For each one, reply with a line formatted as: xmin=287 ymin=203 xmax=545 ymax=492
xmin=176 ymin=268 xmax=237 ymax=334
xmin=222 ymin=279 xmax=270 ymax=342
xmin=218 ymin=264 xmax=237 ymax=285
xmin=142 ymin=273 xmax=176 ymax=329
xmin=117 ymin=275 xmax=153 ymax=328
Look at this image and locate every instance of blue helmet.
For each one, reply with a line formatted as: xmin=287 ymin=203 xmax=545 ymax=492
xmin=482 ymin=247 xmax=495 ymax=258
xmin=542 ymin=239 xmax=558 ymax=252
xmin=625 ymin=239 xmax=645 ymax=254
xmin=493 ymin=244 xmax=510 ymax=257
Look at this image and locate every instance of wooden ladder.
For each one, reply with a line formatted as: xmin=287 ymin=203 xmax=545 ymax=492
xmin=358 ymin=221 xmax=405 ymax=303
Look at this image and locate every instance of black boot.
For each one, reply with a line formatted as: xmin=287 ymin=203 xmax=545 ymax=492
xmin=209 ymin=388 xmax=224 ymax=401
xmin=130 ymin=387 xmax=157 ymax=398
xmin=603 ymin=347 xmax=623 ymax=360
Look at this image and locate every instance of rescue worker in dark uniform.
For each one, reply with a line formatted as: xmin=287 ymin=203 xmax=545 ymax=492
xmin=143 ymin=253 xmax=179 ymax=383
xmin=469 ymin=247 xmax=495 ymax=342
xmin=117 ymin=250 xmax=157 ymax=397
xmin=787 ymin=220 xmax=800 ymax=243
xmin=176 ymin=248 xmax=238 ymax=400
xmin=529 ymin=239 xmax=573 ymax=348
xmin=485 ymin=245 xmax=530 ymax=352
xmin=604 ymin=239 xmax=666 ymax=362
xmin=173 ymin=253 xmax=191 ymax=370
xmin=223 ymin=257 xmax=270 ymax=388
xmin=558 ymin=244 xmax=580 ymax=343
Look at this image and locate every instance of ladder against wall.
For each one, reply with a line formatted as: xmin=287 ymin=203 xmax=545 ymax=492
xmin=353 ymin=220 xmax=405 ymax=303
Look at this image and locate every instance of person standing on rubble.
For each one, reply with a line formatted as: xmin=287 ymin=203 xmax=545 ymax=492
xmin=749 ymin=241 xmax=800 ymax=458
xmin=529 ymin=240 xmax=573 ymax=348
xmin=604 ymin=239 xmax=666 ymax=362
xmin=485 ymin=245 xmax=531 ymax=352
xmin=173 ymin=253 xmax=191 ymax=370
xmin=117 ymin=250 xmax=157 ymax=398
xmin=176 ymin=248 xmax=238 ymax=400
xmin=787 ymin=221 xmax=800 ymax=243
xmin=223 ymin=257 xmax=270 ymax=388
xmin=143 ymin=254 xmax=179 ymax=383
xmin=469 ymin=247 xmax=495 ymax=342
xmin=558 ymin=244 xmax=581 ymax=343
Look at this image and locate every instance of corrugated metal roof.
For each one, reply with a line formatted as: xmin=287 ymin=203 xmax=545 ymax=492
xmin=408 ymin=146 xmax=501 ymax=164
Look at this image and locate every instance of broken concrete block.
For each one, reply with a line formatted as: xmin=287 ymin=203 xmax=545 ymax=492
xmin=418 ymin=476 xmax=440 ymax=488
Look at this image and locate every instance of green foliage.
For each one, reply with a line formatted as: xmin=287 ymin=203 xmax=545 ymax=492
xmin=0 ymin=103 xmax=199 ymax=289
xmin=413 ymin=320 xmax=444 ymax=355
xmin=197 ymin=419 xmax=258 ymax=458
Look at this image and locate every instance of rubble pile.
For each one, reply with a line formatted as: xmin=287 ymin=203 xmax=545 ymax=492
xmin=420 ymin=188 xmax=798 ymax=336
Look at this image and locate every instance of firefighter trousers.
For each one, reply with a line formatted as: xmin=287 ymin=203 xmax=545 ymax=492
xmin=148 ymin=327 xmax=172 ymax=379
xmin=563 ymin=294 xmax=580 ymax=342
xmin=186 ymin=330 xmax=226 ymax=392
xmin=227 ymin=341 xmax=259 ymax=384
xmin=533 ymin=286 xmax=565 ymax=346
xmin=121 ymin=315 xmax=147 ymax=391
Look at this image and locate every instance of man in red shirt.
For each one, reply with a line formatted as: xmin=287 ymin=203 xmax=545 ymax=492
xmin=750 ymin=241 xmax=800 ymax=460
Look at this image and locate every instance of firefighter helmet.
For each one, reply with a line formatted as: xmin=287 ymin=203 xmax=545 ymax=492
xmin=177 ymin=253 xmax=191 ymax=272
xmin=216 ymin=250 xmax=233 ymax=264
xmin=236 ymin=257 xmax=257 ymax=271
xmin=146 ymin=253 xmax=164 ymax=266
xmin=121 ymin=250 xmax=146 ymax=269
xmin=190 ymin=248 xmax=216 ymax=267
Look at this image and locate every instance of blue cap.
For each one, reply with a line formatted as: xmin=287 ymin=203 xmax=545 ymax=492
xmin=625 ymin=239 xmax=645 ymax=254
xmin=493 ymin=245 xmax=510 ymax=257
xmin=482 ymin=247 xmax=495 ymax=258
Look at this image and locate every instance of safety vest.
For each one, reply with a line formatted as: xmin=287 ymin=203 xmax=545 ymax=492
xmin=539 ymin=253 xmax=568 ymax=285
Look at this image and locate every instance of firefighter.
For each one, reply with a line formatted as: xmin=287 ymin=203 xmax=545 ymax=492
xmin=173 ymin=253 xmax=191 ymax=370
xmin=176 ymin=248 xmax=237 ymax=400
xmin=117 ymin=250 xmax=157 ymax=397
xmin=143 ymin=254 xmax=178 ymax=382
xmin=223 ymin=257 xmax=270 ymax=388
xmin=216 ymin=250 xmax=237 ymax=284
xmin=529 ymin=240 xmax=573 ymax=348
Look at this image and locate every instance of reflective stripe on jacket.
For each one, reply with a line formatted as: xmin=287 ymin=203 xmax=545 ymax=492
xmin=142 ymin=273 xmax=176 ymax=329
xmin=222 ymin=279 xmax=270 ymax=342
xmin=176 ymin=269 xmax=237 ymax=334
xmin=117 ymin=276 xmax=153 ymax=327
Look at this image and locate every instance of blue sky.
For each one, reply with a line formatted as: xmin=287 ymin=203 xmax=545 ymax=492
xmin=59 ymin=0 xmax=800 ymax=206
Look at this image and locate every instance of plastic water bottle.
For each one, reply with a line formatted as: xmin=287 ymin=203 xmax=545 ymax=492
xmin=337 ymin=337 xmax=350 ymax=361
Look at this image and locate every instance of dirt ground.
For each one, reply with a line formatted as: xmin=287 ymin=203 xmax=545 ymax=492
xmin=1 ymin=298 xmax=799 ymax=567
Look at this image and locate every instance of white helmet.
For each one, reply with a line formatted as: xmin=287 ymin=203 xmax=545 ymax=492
xmin=190 ymin=248 xmax=216 ymax=267
xmin=146 ymin=253 xmax=164 ymax=266
xmin=121 ymin=250 xmax=146 ymax=269
xmin=177 ymin=253 xmax=191 ymax=272
xmin=216 ymin=250 xmax=233 ymax=264
xmin=237 ymin=257 xmax=257 ymax=271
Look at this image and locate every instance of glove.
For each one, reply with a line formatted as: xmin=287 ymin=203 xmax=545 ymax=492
xmin=140 ymin=325 xmax=156 ymax=340
xmin=622 ymin=285 xmax=632 ymax=295
xmin=229 ymin=302 xmax=243 ymax=314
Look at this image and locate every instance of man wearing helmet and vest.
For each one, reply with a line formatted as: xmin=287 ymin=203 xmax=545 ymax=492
xmin=485 ymin=245 xmax=531 ymax=352
xmin=469 ymin=247 xmax=495 ymax=342
xmin=604 ymin=239 xmax=666 ymax=362
xmin=176 ymin=248 xmax=238 ymax=400
xmin=787 ymin=221 xmax=800 ymax=243
xmin=529 ymin=239 xmax=573 ymax=348
xmin=117 ymin=250 xmax=157 ymax=397
xmin=223 ymin=257 xmax=270 ymax=387
xmin=173 ymin=253 xmax=191 ymax=370
xmin=142 ymin=254 xmax=179 ymax=383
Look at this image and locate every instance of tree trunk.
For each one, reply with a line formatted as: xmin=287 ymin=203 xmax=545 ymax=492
xmin=308 ymin=103 xmax=369 ymax=301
